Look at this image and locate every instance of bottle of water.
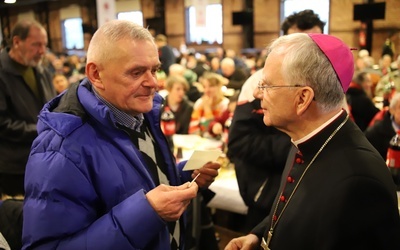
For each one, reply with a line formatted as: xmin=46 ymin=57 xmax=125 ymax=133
xmin=386 ymin=131 xmax=400 ymax=190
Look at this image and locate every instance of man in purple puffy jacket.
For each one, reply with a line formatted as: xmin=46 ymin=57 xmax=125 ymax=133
xmin=22 ymin=20 xmax=220 ymax=250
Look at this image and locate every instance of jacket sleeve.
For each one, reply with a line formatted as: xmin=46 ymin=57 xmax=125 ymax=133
xmin=23 ymin=152 xmax=166 ymax=250
xmin=0 ymin=80 xmax=38 ymax=143
xmin=226 ymin=69 xmax=249 ymax=90
xmin=227 ymin=98 xmax=290 ymax=168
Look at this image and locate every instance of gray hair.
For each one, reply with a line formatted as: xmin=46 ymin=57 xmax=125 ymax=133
xmin=390 ymin=92 xmax=400 ymax=110
xmin=87 ymin=20 xmax=154 ymax=65
xmin=220 ymin=57 xmax=235 ymax=67
xmin=268 ymin=33 xmax=344 ymax=112
xmin=165 ymin=75 xmax=189 ymax=92
xmin=11 ymin=19 xmax=45 ymax=42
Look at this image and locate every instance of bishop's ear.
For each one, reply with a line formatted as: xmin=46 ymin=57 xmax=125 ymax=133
xmin=296 ymin=86 xmax=314 ymax=115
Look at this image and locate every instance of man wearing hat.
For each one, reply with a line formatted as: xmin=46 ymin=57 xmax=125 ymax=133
xmin=225 ymin=33 xmax=400 ymax=250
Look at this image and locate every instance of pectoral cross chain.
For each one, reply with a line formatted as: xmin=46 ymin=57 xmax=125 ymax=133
xmin=261 ymin=229 xmax=273 ymax=250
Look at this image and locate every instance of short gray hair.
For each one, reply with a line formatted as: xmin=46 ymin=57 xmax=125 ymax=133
xmin=87 ymin=20 xmax=154 ymax=65
xmin=390 ymin=92 xmax=400 ymax=110
xmin=268 ymin=33 xmax=344 ymax=112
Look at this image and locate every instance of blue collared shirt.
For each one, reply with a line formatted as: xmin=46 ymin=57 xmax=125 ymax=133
xmin=92 ymin=87 xmax=144 ymax=132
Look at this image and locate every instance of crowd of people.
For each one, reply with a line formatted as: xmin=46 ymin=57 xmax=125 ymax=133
xmin=0 ymin=8 xmax=400 ymax=250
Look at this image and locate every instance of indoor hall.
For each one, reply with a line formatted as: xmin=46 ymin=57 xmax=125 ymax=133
xmin=1 ymin=1 xmax=400 ymax=250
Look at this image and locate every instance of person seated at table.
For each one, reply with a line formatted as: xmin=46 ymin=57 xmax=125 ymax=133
xmin=208 ymin=90 xmax=239 ymax=143
xmin=189 ymin=72 xmax=229 ymax=137
xmin=52 ymin=73 xmax=70 ymax=94
xmin=210 ymin=56 xmax=222 ymax=75
xmin=162 ymin=75 xmax=194 ymax=135
xmin=169 ymin=63 xmax=203 ymax=103
xmin=346 ymin=71 xmax=379 ymax=131
xmin=220 ymin=57 xmax=249 ymax=91
xmin=365 ymin=92 xmax=400 ymax=159
xmin=161 ymin=75 xmax=194 ymax=151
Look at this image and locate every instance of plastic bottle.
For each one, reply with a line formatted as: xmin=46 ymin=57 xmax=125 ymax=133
xmin=386 ymin=131 xmax=400 ymax=189
xmin=161 ymin=106 xmax=176 ymax=136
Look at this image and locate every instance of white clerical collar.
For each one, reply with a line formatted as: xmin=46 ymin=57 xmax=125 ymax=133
xmin=292 ymin=110 xmax=344 ymax=147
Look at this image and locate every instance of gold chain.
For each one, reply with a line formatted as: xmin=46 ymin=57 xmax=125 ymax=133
xmin=268 ymin=114 xmax=349 ymax=237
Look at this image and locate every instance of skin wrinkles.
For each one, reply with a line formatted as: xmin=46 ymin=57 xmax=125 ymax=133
xmin=254 ymin=49 xmax=299 ymax=133
xmin=91 ymin=39 xmax=161 ymax=116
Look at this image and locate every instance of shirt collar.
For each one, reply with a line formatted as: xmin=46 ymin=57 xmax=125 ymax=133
xmin=92 ymin=87 xmax=144 ymax=132
xmin=293 ymin=109 xmax=344 ymax=147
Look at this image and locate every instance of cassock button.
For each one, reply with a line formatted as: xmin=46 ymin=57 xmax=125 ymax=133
xmin=287 ymin=176 xmax=294 ymax=183
xmin=280 ymin=195 xmax=285 ymax=202
xmin=273 ymin=214 xmax=278 ymax=221
xmin=295 ymin=157 xmax=302 ymax=164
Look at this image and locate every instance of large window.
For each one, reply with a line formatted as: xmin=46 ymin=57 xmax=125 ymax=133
xmin=186 ymin=4 xmax=223 ymax=44
xmin=117 ymin=11 xmax=143 ymax=26
xmin=62 ymin=18 xmax=84 ymax=50
xmin=281 ymin=0 xmax=330 ymax=34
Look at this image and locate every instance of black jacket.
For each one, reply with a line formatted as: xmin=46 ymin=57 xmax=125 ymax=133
xmin=227 ymin=71 xmax=291 ymax=230
xmin=0 ymin=199 xmax=23 ymax=250
xmin=365 ymin=110 xmax=395 ymax=159
xmin=0 ymin=48 xmax=56 ymax=174
xmin=346 ymin=84 xmax=379 ymax=131
xmin=163 ymin=96 xmax=194 ymax=135
xmin=252 ymin=112 xmax=400 ymax=250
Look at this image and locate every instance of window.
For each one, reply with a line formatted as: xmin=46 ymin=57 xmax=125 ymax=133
xmin=281 ymin=0 xmax=330 ymax=34
xmin=117 ymin=11 xmax=144 ymax=26
xmin=186 ymin=4 xmax=223 ymax=44
xmin=62 ymin=18 xmax=84 ymax=50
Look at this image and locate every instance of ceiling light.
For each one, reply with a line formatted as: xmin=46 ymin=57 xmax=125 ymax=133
xmin=4 ymin=0 xmax=16 ymax=3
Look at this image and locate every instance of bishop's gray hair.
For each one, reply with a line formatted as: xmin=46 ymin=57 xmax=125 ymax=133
xmin=267 ymin=33 xmax=345 ymax=112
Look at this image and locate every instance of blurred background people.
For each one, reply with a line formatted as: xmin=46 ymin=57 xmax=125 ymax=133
xmin=382 ymin=30 xmax=397 ymax=60
xmin=346 ymin=71 xmax=379 ymax=131
xmin=161 ymin=75 xmax=193 ymax=151
xmin=219 ymin=57 xmax=248 ymax=91
xmin=0 ymin=19 xmax=56 ymax=198
xmin=155 ymin=34 xmax=176 ymax=76
xmin=189 ymin=72 xmax=229 ymax=137
xmin=169 ymin=63 xmax=202 ymax=103
xmin=365 ymin=92 xmax=400 ymax=159
xmin=52 ymin=73 xmax=70 ymax=94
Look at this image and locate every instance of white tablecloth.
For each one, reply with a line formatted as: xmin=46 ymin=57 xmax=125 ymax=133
xmin=207 ymin=166 xmax=248 ymax=215
xmin=172 ymin=134 xmax=248 ymax=215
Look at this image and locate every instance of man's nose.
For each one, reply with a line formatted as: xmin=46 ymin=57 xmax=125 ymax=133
xmin=38 ymin=45 xmax=47 ymax=55
xmin=144 ymin=71 xmax=157 ymax=87
xmin=253 ymin=87 xmax=262 ymax=99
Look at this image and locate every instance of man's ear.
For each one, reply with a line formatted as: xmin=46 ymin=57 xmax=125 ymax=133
xmin=86 ymin=62 xmax=104 ymax=90
xmin=12 ymin=36 xmax=21 ymax=48
xmin=296 ymin=86 xmax=314 ymax=115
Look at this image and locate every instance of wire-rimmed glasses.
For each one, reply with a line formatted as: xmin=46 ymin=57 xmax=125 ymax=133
xmin=257 ymin=81 xmax=304 ymax=93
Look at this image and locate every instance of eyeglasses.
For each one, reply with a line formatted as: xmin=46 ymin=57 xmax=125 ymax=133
xmin=257 ymin=82 xmax=304 ymax=92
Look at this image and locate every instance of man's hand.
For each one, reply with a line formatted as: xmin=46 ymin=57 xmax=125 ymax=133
xmin=146 ymin=182 xmax=198 ymax=221
xmin=191 ymin=161 xmax=220 ymax=188
xmin=224 ymin=234 xmax=260 ymax=250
